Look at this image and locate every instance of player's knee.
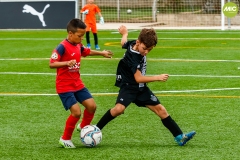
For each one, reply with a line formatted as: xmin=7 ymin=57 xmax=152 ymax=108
xmin=71 ymin=110 xmax=81 ymax=118
xmin=87 ymin=104 xmax=97 ymax=113
xmin=83 ymin=99 xmax=97 ymax=113
xmin=155 ymin=104 xmax=169 ymax=118
xmin=75 ymin=112 xmax=81 ymax=118
xmin=111 ymin=104 xmax=125 ymax=116
xmin=70 ymin=103 xmax=81 ymax=117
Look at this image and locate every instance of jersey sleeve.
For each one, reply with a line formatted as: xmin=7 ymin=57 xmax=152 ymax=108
xmin=80 ymin=45 xmax=91 ymax=57
xmin=122 ymin=41 xmax=140 ymax=74
xmin=122 ymin=41 xmax=130 ymax=49
xmin=95 ymin=5 xmax=101 ymax=13
xmin=81 ymin=6 xmax=88 ymax=12
xmin=50 ymin=44 xmax=65 ymax=63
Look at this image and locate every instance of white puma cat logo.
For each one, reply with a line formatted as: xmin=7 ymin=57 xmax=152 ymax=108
xmin=22 ymin=4 xmax=50 ymax=27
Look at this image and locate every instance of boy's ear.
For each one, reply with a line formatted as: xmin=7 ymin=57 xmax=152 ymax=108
xmin=136 ymin=40 xmax=140 ymax=45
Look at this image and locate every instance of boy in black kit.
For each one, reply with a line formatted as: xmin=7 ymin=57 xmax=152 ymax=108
xmin=96 ymin=25 xmax=196 ymax=146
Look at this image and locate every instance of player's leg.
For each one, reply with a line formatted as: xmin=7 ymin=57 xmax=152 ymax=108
xmin=86 ymin=23 xmax=91 ymax=48
xmin=58 ymin=92 xmax=81 ymax=148
xmin=96 ymin=86 xmax=136 ymax=130
xmin=96 ymin=103 xmax=125 ymax=130
xmin=74 ymin=88 xmax=96 ymax=130
xmin=137 ymin=87 xmax=196 ymax=146
xmin=92 ymin=24 xmax=100 ymax=50
xmin=93 ymin=33 xmax=100 ymax=50
xmin=147 ymin=104 xmax=196 ymax=146
xmin=86 ymin=32 xmax=91 ymax=48
xmin=79 ymin=98 xmax=96 ymax=129
xmin=147 ymin=104 xmax=183 ymax=136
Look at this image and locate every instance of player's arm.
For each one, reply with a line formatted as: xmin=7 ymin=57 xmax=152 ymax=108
xmin=88 ymin=50 xmax=113 ymax=58
xmin=134 ymin=70 xmax=169 ymax=83
xmin=49 ymin=60 xmax=76 ymax=69
xmin=80 ymin=6 xmax=89 ymax=14
xmin=97 ymin=12 xmax=104 ymax=24
xmin=49 ymin=44 xmax=77 ymax=68
xmin=118 ymin=25 xmax=128 ymax=46
xmin=97 ymin=12 xmax=103 ymax=17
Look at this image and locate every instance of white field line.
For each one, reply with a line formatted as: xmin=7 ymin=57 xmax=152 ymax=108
xmin=1 ymin=38 xmax=240 ymax=40
xmin=153 ymin=88 xmax=240 ymax=93
xmin=0 ymin=87 xmax=240 ymax=96
xmin=111 ymin=30 xmax=138 ymax=34
xmin=0 ymin=58 xmax=240 ymax=63
xmin=0 ymin=72 xmax=240 ymax=78
xmin=155 ymin=32 xmax=240 ymax=34
xmin=1 ymin=30 xmax=239 ymax=34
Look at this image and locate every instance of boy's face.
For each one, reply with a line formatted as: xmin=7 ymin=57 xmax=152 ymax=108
xmin=136 ymin=40 xmax=154 ymax=56
xmin=87 ymin=0 xmax=94 ymax=4
xmin=68 ymin=28 xmax=86 ymax=44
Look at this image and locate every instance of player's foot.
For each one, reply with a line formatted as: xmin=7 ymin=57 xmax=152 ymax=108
xmin=87 ymin=43 xmax=91 ymax=49
xmin=95 ymin=44 xmax=100 ymax=50
xmin=174 ymin=131 xmax=196 ymax=146
xmin=76 ymin=123 xmax=81 ymax=132
xmin=59 ymin=137 xmax=76 ymax=148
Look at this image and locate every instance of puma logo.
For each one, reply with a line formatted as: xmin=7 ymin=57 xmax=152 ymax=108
xmin=22 ymin=4 xmax=50 ymax=27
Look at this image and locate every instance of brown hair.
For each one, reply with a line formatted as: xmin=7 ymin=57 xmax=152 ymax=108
xmin=138 ymin=28 xmax=158 ymax=48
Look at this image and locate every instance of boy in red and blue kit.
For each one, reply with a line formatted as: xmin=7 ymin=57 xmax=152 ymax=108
xmin=49 ymin=18 xmax=112 ymax=148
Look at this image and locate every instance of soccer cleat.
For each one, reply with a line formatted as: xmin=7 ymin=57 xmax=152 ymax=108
xmin=59 ymin=137 xmax=76 ymax=148
xmin=76 ymin=124 xmax=81 ymax=132
xmin=174 ymin=131 xmax=196 ymax=146
xmin=95 ymin=44 xmax=100 ymax=50
xmin=87 ymin=43 xmax=91 ymax=49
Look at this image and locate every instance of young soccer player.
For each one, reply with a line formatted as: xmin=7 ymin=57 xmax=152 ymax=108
xmin=96 ymin=25 xmax=196 ymax=146
xmin=49 ymin=18 xmax=113 ymax=148
xmin=80 ymin=0 xmax=104 ymax=50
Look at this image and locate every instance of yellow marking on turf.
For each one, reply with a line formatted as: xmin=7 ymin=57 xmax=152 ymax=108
xmin=104 ymin=42 xmax=120 ymax=47
xmin=104 ymin=42 xmax=240 ymax=49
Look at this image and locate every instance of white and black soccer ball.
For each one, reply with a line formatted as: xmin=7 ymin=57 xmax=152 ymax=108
xmin=127 ymin=9 xmax=132 ymax=14
xmin=80 ymin=125 xmax=102 ymax=147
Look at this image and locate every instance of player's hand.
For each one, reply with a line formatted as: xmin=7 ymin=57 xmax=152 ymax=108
xmin=156 ymin=74 xmax=169 ymax=82
xmin=118 ymin=25 xmax=128 ymax=35
xmin=102 ymin=50 xmax=113 ymax=58
xmin=67 ymin=59 xmax=76 ymax=67
xmin=82 ymin=10 xmax=89 ymax=15
xmin=100 ymin=17 xmax=104 ymax=25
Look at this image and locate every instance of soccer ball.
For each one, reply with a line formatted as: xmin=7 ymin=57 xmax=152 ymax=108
xmin=127 ymin=9 xmax=132 ymax=14
xmin=80 ymin=125 xmax=102 ymax=147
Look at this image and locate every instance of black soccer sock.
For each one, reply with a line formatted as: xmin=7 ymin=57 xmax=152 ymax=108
xmin=161 ymin=115 xmax=183 ymax=137
xmin=96 ymin=109 xmax=115 ymax=130
xmin=86 ymin=31 xmax=90 ymax=44
xmin=93 ymin=33 xmax=98 ymax=45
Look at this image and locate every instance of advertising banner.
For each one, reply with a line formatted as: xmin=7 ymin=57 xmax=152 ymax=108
xmin=0 ymin=0 xmax=78 ymax=29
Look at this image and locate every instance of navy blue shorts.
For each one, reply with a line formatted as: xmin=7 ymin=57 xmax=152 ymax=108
xmin=116 ymin=85 xmax=160 ymax=107
xmin=58 ymin=88 xmax=93 ymax=110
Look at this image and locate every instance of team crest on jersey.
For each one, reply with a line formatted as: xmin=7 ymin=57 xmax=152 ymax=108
xmin=51 ymin=52 xmax=58 ymax=59
xmin=150 ymin=95 xmax=157 ymax=102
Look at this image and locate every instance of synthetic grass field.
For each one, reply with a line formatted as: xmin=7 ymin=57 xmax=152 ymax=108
xmin=0 ymin=29 xmax=240 ymax=160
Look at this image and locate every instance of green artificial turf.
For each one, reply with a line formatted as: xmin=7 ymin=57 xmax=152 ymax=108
xmin=0 ymin=29 xmax=239 ymax=160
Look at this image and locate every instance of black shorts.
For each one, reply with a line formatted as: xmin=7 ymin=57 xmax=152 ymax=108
xmin=116 ymin=85 xmax=160 ymax=107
